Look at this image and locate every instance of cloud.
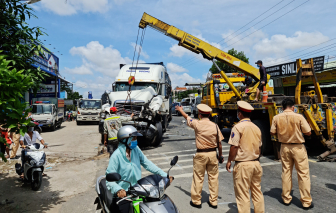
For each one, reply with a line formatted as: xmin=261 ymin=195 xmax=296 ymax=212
xmin=64 ymin=64 xmax=93 ymax=75
xmin=130 ymin=42 xmax=149 ymax=59
xmin=40 ymin=0 xmax=109 ymax=16
xmin=167 ymin=63 xmax=188 ymax=73
xmin=69 ymin=41 xmax=134 ymax=78
xmin=254 ymin=31 xmax=329 ymax=57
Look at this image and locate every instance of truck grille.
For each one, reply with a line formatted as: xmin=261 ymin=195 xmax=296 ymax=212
xmin=115 ymin=102 xmax=144 ymax=116
xmin=36 ymin=120 xmax=48 ymax=124
xmin=80 ymin=112 xmax=99 ymax=115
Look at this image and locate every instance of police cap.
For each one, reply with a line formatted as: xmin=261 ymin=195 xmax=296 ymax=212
xmin=237 ymin=101 xmax=254 ymax=113
xmin=197 ymin=104 xmax=212 ymax=114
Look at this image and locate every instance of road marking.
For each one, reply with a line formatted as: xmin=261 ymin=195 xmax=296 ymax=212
xmin=144 ymin=146 xmax=231 ymax=157
xmin=172 ymin=161 xmax=281 ymax=179
xmin=147 ymin=149 xmax=230 ymax=161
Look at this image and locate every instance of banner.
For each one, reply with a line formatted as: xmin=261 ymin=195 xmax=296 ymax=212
xmin=31 ymin=45 xmax=59 ymax=76
xmin=266 ymin=56 xmax=325 ymax=78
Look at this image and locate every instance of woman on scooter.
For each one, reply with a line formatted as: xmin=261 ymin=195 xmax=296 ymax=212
xmin=106 ymin=125 xmax=174 ymax=213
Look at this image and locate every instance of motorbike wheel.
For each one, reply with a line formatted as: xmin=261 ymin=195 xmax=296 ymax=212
xmin=31 ymin=171 xmax=42 ymax=191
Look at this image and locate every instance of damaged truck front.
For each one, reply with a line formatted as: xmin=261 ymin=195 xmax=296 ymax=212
xmin=99 ymin=63 xmax=172 ymax=147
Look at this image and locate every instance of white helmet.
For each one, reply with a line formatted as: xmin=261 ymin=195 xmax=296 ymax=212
xmin=117 ymin=125 xmax=142 ymax=143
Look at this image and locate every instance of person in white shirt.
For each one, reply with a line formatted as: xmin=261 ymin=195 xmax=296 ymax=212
xmin=19 ymin=127 xmax=47 ymax=178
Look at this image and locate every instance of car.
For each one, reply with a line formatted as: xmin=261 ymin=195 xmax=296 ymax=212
xmin=171 ymin=102 xmax=181 ymax=115
xmin=181 ymin=102 xmax=192 ymax=115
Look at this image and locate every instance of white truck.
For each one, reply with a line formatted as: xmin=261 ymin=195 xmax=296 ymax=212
xmin=31 ymin=98 xmax=64 ymax=131
xmin=99 ymin=62 xmax=172 ymax=147
xmin=76 ymin=99 xmax=102 ymax=125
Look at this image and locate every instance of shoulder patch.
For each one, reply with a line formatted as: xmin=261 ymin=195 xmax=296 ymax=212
xmin=190 ymin=119 xmax=193 ymax=122
xmin=231 ymin=132 xmax=235 ymax=138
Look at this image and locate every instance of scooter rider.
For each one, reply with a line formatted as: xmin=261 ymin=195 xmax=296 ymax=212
xmin=106 ymin=125 xmax=174 ymax=213
xmin=19 ymin=126 xmax=47 ymax=177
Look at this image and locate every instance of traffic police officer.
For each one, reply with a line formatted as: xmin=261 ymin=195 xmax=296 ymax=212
xmin=103 ymin=107 xmax=134 ymax=156
xmin=226 ymin=101 xmax=265 ymax=213
xmin=176 ymin=104 xmax=224 ymax=209
xmin=270 ymin=98 xmax=313 ymax=210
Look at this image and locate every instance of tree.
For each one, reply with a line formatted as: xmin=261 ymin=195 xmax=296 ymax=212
xmin=60 ymin=84 xmax=83 ymax=100
xmin=0 ymin=0 xmax=46 ymax=161
xmin=209 ymin=48 xmax=249 ymax=74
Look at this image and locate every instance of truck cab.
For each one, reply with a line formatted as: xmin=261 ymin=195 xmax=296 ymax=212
xmin=31 ymin=98 xmax=64 ymax=131
xmin=76 ymin=99 xmax=102 ymax=125
xmin=100 ymin=62 xmax=172 ymax=147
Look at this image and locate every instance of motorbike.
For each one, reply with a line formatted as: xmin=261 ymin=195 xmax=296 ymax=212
xmin=15 ymin=143 xmax=47 ymax=191
xmin=94 ymin=156 xmax=180 ymax=213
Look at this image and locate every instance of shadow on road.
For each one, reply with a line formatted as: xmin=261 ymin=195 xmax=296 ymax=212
xmin=174 ymin=185 xmax=222 ymax=204
xmin=225 ymin=203 xmax=255 ymax=213
xmin=326 ymin=183 xmax=336 ymax=191
xmin=263 ymin=187 xmax=302 ymax=208
xmin=0 ymin=173 xmax=64 ymax=212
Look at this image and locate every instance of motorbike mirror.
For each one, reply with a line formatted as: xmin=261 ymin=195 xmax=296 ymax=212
xmin=170 ymin=156 xmax=178 ymax=166
xmin=106 ymin=173 xmax=121 ymax=182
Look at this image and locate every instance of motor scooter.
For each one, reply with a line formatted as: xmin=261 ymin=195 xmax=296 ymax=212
xmin=15 ymin=143 xmax=47 ymax=191
xmin=94 ymin=156 xmax=180 ymax=213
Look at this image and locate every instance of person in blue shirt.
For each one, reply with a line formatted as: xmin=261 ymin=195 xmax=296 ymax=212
xmin=106 ymin=125 xmax=173 ymax=213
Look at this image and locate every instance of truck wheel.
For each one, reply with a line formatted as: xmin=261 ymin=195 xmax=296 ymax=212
xmin=51 ymin=123 xmax=56 ymax=131
xmin=151 ymin=122 xmax=163 ymax=147
xmin=252 ymin=119 xmax=273 ymax=155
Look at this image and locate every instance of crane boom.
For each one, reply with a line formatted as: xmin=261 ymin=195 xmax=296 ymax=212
xmin=139 ymin=12 xmax=265 ymax=82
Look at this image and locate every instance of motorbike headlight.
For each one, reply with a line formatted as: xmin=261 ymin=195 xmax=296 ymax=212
xmin=30 ymin=159 xmax=37 ymax=166
xmin=141 ymin=184 xmax=160 ymax=198
xmin=158 ymin=179 xmax=165 ymax=198
xmin=100 ymin=113 xmax=106 ymax=119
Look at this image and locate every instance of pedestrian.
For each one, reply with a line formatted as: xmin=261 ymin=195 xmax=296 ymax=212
xmin=254 ymin=60 xmax=267 ymax=102
xmin=103 ymin=107 xmax=134 ymax=157
xmin=175 ymin=104 xmax=224 ymax=209
xmin=1 ymin=125 xmax=12 ymax=159
xmin=226 ymin=101 xmax=264 ymax=213
xmin=9 ymin=129 xmax=21 ymax=159
xmin=270 ymin=98 xmax=313 ymax=210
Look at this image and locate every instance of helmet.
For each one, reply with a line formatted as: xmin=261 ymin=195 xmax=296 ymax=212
xmin=110 ymin=107 xmax=117 ymax=113
xmin=117 ymin=125 xmax=143 ymax=143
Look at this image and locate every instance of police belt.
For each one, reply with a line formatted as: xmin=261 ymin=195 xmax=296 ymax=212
xmin=235 ymin=158 xmax=259 ymax=163
xmin=196 ymin=148 xmax=217 ymax=153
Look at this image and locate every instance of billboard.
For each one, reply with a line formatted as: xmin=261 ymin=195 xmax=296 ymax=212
xmin=266 ymin=56 xmax=325 ymax=78
xmin=31 ymin=45 xmax=59 ymax=76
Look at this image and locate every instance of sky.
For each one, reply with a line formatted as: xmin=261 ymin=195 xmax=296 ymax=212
xmin=27 ymin=0 xmax=336 ymax=98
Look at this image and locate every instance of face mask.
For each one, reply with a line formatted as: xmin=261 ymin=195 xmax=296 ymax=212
xmin=127 ymin=137 xmax=138 ymax=150
xmin=237 ymin=113 xmax=240 ymax=121
xmin=257 ymin=65 xmax=260 ymax=68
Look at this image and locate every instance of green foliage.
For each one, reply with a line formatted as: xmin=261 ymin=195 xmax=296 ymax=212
xmin=176 ymin=88 xmax=198 ymax=100
xmin=209 ymin=48 xmax=249 ymax=74
xmin=0 ymin=0 xmax=46 ymax=161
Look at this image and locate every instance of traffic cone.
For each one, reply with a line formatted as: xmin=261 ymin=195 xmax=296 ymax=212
xmin=262 ymin=86 xmax=268 ymax=103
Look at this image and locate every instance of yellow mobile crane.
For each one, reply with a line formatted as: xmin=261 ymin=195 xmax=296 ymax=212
xmin=138 ymin=13 xmax=336 ymax=160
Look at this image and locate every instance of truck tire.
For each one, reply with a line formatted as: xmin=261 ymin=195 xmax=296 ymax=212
xmin=252 ymin=119 xmax=273 ymax=155
xmin=51 ymin=122 xmax=56 ymax=131
xmin=151 ymin=122 xmax=163 ymax=147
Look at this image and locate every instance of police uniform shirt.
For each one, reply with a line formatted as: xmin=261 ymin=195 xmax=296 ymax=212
xmin=186 ymin=116 xmax=224 ymax=150
xmin=270 ymin=109 xmax=311 ymax=144
xmin=228 ymin=118 xmax=262 ymax=161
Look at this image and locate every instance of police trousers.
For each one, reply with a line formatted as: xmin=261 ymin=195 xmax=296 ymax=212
xmin=233 ymin=161 xmax=264 ymax=213
xmin=191 ymin=151 xmax=218 ymax=206
xmin=280 ymin=143 xmax=312 ymax=207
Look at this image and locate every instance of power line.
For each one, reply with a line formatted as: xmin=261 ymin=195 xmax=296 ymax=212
xmin=178 ymin=0 xmax=286 ymax=67
xmin=183 ymin=0 xmax=310 ymax=69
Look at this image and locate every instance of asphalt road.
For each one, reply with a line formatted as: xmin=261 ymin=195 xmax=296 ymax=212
xmin=0 ymin=116 xmax=335 ymax=213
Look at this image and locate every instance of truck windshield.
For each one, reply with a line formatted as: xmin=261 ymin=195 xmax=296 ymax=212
xmin=79 ymin=100 xmax=102 ymax=109
xmin=115 ymin=82 xmax=158 ymax=92
xmin=32 ymin=105 xmax=52 ymax=114
xmin=181 ymin=102 xmax=191 ymax=106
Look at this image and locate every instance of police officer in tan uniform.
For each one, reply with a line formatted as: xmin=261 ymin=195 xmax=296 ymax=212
xmin=226 ymin=101 xmax=264 ymax=213
xmin=270 ymin=98 xmax=313 ymax=210
xmin=175 ymin=104 xmax=224 ymax=209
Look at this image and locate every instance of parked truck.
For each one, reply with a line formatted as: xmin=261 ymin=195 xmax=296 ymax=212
xmin=99 ymin=62 xmax=172 ymax=147
xmin=138 ymin=12 xmax=336 ymax=160
xmin=31 ymin=98 xmax=64 ymax=131
xmin=76 ymin=99 xmax=102 ymax=125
